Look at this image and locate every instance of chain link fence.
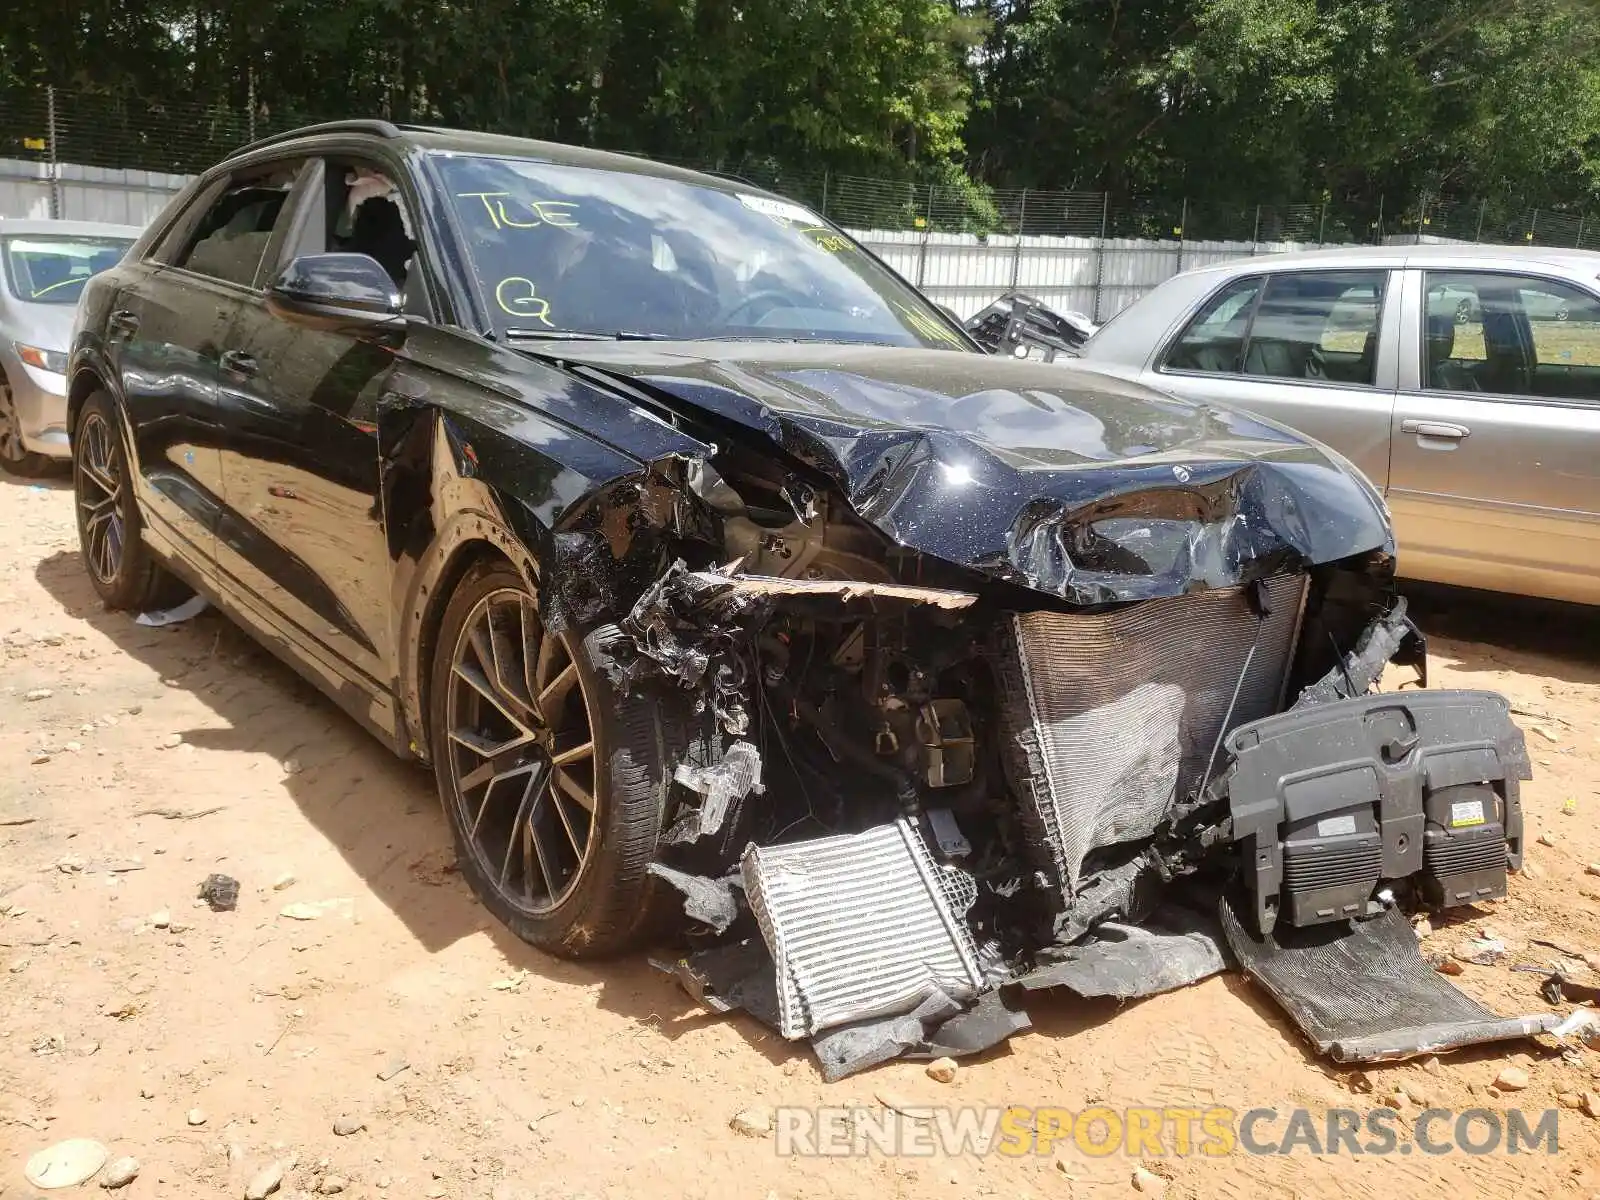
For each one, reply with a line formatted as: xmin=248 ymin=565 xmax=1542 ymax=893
xmin=3 ymin=84 xmax=1596 ymax=248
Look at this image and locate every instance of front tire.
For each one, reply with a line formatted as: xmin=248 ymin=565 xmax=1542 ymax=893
xmin=73 ymin=391 xmax=190 ymax=611
xmin=427 ymin=557 xmax=681 ymax=958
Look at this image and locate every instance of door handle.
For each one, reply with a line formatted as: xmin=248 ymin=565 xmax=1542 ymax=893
xmin=108 ymin=309 xmax=139 ymax=340
xmin=1401 ymin=419 xmax=1470 ymax=440
xmin=220 ymin=349 xmax=258 ymax=377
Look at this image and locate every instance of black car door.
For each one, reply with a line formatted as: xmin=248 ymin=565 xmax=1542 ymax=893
xmin=212 ymin=154 xmax=427 ymax=697
xmin=107 ymin=167 xmax=301 ymax=572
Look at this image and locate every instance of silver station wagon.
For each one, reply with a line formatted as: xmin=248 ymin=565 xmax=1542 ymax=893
xmin=1077 ymin=244 xmax=1600 ymax=606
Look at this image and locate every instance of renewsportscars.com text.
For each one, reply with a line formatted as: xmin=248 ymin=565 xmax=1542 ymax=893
xmin=774 ymin=1105 xmax=1562 ymax=1158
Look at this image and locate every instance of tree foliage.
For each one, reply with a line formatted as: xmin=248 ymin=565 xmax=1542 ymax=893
xmin=3 ymin=0 xmax=1600 ymax=212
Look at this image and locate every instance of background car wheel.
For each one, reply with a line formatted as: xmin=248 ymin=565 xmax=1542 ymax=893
xmin=73 ymin=391 xmax=192 ymax=611
xmin=1454 ymin=297 xmax=1472 ymax=325
xmin=428 ymin=557 xmax=682 ymax=958
xmin=0 ymin=377 xmax=55 ymax=477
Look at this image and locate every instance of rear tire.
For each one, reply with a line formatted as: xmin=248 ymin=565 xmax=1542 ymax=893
xmin=0 ymin=378 xmax=56 ymax=477
xmin=427 ymin=557 xmax=682 ymax=958
xmin=73 ymin=391 xmax=191 ymax=612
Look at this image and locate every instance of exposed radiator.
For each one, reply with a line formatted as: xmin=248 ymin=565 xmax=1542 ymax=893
xmin=996 ymin=575 xmax=1306 ymax=892
xmin=742 ymin=818 xmax=985 ymax=1039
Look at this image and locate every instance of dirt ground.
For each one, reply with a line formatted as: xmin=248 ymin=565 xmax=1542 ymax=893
xmin=3 ymin=471 xmax=1600 ymax=1200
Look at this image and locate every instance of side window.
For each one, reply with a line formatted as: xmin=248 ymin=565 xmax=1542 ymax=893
xmin=277 ymin=159 xmax=430 ymax=319
xmin=1242 ymin=271 xmax=1386 ymax=385
xmin=1424 ymin=271 xmax=1600 ymax=401
xmin=174 ymin=165 xmax=300 ymax=289
xmin=1164 ymin=276 xmax=1262 ymax=373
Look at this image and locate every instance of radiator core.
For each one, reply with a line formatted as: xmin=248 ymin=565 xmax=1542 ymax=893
xmin=996 ymin=576 xmax=1306 ymax=892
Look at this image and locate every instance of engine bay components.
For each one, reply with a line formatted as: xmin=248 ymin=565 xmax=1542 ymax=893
xmin=623 ymin=544 xmax=1548 ymax=1076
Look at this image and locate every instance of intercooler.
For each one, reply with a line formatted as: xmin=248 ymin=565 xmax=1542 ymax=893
xmin=996 ymin=575 xmax=1307 ymax=892
xmin=742 ymin=818 xmax=986 ymax=1039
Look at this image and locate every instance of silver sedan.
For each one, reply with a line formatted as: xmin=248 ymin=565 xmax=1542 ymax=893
xmin=0 ymin=218 xmax=140 ymax=474
xmin=1076 ymin=243 xmax=1600 ymax=606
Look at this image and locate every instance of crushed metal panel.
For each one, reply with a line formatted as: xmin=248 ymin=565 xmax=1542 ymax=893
xmin=1220 ymin=894 xmax=1561 ymax=1062
xmin=742 ymin=819 xmax=985 ymax=1039
xmin=997 ymin=577 xmax=1304 ymax=890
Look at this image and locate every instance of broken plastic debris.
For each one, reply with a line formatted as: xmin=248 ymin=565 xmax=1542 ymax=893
xmin=134 ymin=594 xmax=210 ymax=627
xmin=197 ymin=874 xmax=240 ymax=912
xmin=1019 ymin=913 xmax=1229 ymax=999
xmin=646 ymin=863 xmax=741 ymax=933
xmin=668 ymin=741 xmax=764 ymax=843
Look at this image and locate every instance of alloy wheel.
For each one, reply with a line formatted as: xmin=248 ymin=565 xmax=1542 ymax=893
xmin=0 ymin=385 xmax=26 ymax=463
xmin=445 ymin=587 xmax=598 ymax=915
xmin=76 ymin=410 xmax=126 ymax=585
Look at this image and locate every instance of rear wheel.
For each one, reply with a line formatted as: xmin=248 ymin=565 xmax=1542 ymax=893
xmin=73 ymin=391 xmax=190 ymax=611
xmin=0 ymin=377 xmax=55 ymax=477
xmin=427 ymin=558 xmax=681 ymax=958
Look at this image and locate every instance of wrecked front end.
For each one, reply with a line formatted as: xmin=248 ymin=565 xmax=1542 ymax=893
xmin=537 ymin=350 xmax=1545 ymax=1078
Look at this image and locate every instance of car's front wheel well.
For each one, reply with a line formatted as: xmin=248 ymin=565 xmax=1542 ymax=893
xmin=411 ymin=538 xmax=519 ymax=762
xmin=67 ymin=370 xmax=105 ymax=439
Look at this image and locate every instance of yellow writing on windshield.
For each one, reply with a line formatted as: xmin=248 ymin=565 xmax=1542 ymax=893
xmin=893 ymin=301 xmax=964 ymax=347
xmin=495 ymin=277 xmax=554 ymax=325
xmin=458 ymin=192 xmax=580 ymax=231
xmin=799 ymin=226 xmax=853 ymax=254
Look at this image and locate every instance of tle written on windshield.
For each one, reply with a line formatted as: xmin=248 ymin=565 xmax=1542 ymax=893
xmin=436 ymin=154 xmax=967 ymax=348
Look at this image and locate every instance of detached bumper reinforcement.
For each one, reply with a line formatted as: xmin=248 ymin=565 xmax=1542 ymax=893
xmin=1220 ymin=894 xmax=1561 ymax=1062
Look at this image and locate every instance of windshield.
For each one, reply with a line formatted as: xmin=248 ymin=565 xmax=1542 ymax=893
xmin=433 ymin=153 xmax=969 ymax=349
xmin=1 ymin=235 xmax=133 ymax=306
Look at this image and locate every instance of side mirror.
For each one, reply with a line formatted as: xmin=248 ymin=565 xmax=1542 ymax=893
xmin=266 ymin=253 xmax=404 ymax=335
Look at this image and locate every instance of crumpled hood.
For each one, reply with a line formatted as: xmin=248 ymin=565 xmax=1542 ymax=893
xmin=545 ymin=341 xmax=1393 ymax=604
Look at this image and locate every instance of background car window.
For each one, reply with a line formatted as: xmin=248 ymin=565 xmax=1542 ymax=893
xmin=176 ymin=167 xmax=300 ymax=289
xmin=1424 ymin=271 xmax=1600 ymax=401
xmin=0 ymin=236 xmax=132 ymax=306
xmin=1163 ymin=276 xmax=1262 ymax=373
xmin=1240 ymin=271 xmax=1386 ymax=385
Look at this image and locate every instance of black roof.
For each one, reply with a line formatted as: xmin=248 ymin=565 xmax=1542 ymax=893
xmin=227 ymin=120 xmax=777 ymax=195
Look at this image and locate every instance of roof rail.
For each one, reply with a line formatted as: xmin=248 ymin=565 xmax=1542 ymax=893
xmin=230 ymin=119 xmax=403 ymax=158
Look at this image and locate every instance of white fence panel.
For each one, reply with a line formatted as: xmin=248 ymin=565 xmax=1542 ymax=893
xmin=0 ymin=158 xmax=189 ymax=228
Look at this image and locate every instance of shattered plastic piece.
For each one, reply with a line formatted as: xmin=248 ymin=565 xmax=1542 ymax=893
xmin=1220 ymin=893 xmax=1560 ymax=1061
xmin=197 ymin=873 xmax=240 ymax=912
xmin=810 ymin=991 xmax=964 ymax=1082
xmin=920 ymin=989 xmax=1033 ymax=1057
xmin=1021 ymin=913 xmax=1229 ymax=999
xmin=652 ymin=937 xmax=784 ymax=1029
xmin=668 ymin=741 xmax=764 ymax=843
xmin=743 ymin=819 xmax=984 ymax=1038
xmin=134 ymin=593 xmax=210 ymax=627
xmin=1052 ymin=851 xmax=1166 ymax=945
xmin=808 ymin=988 xmax=1033 ymax=1081
xmin=646 ymin=863 xmax=741 ymax=934
xmin=1294 ymin=598 xmax=1426 ymax=707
